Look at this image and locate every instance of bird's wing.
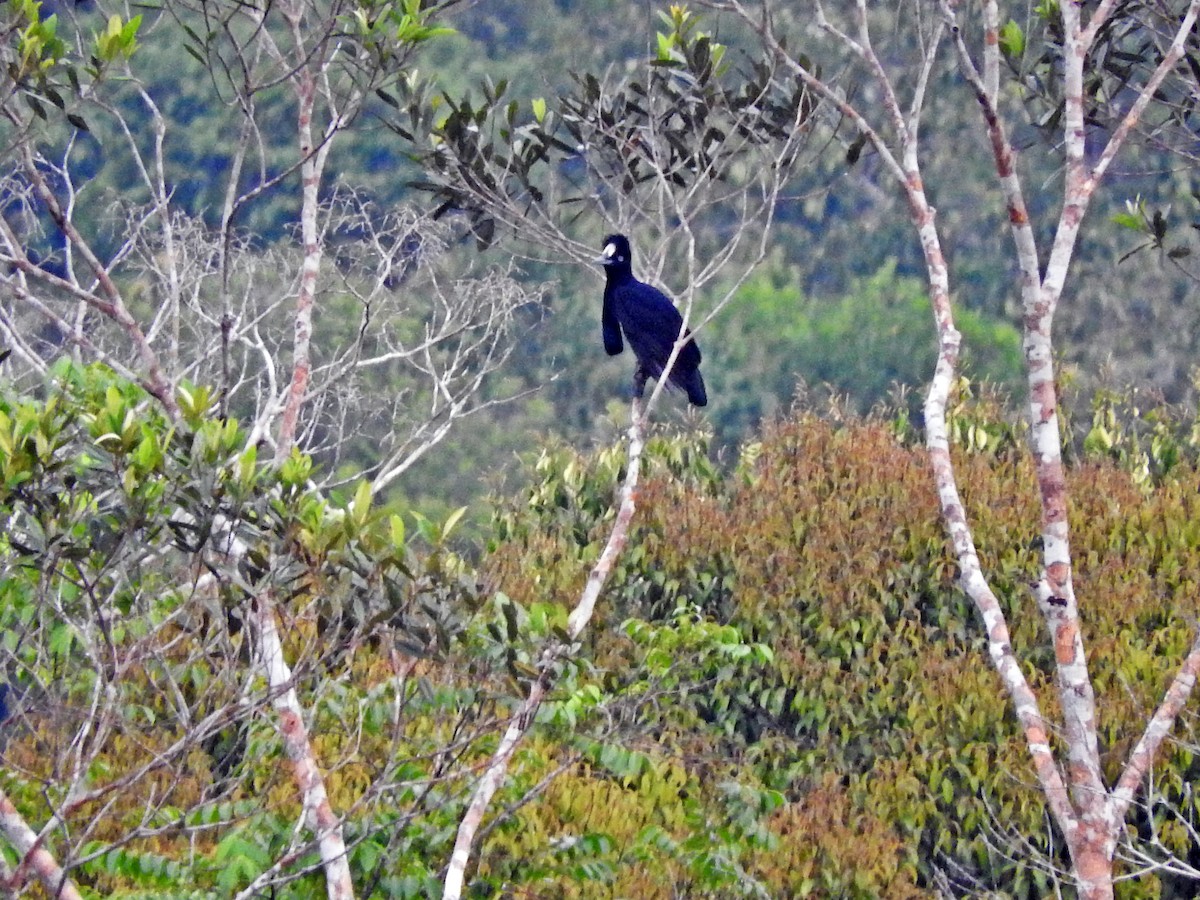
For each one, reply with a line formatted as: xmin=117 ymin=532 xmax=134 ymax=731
xmin=615 ymin=281 xmax=701 ymax=371
xmin=602 ymin=289 xmax=624 ymax=356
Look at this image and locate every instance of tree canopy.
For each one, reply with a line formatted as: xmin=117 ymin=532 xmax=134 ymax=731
xmin=5 ymin=0 xmax=1200 ymax=896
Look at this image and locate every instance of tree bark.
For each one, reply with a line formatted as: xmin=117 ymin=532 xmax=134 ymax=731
xmin=725 ymin=0 xmax=1200 ymax=891
xmin=0 ymin=788 xmax=84 ymax=900
xmin=253 ymin=593 xmax=355 ymax=900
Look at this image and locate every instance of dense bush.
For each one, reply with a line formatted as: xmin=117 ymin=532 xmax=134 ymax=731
xmin=483 ymin=398 xmax=1200 ymax=897
xmin=0 ymin=363 xmax=500 ymax=898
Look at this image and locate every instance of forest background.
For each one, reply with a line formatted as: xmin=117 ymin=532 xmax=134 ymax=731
xmin=5 ymin=0 xmax=1200 ymax=897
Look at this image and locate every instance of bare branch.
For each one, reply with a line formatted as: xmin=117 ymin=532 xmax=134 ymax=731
xmin=1112 ymin=629 xmax=1200 ymax=823
xmin=15 ymin=145 xmax=178 ymax=418
xmin=0 ymin=787 xmax=84 ymax=900
xmin=443 ymin=397 xmax=647 ymax=900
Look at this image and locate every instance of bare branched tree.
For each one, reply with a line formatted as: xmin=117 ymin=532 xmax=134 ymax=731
xmin=706 ymin=0 xmax=1200 ymax=895
xmin=397 ymin=5 xmax=819 ymax=354
xmin=0 ymin=1 xmax=536 ymax=485
xmin=0 ymin=2 xmax=539 ymax=897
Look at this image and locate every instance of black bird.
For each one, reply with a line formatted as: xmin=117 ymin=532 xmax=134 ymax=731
xmin=597 ymin=234 xmax=707 ymax=406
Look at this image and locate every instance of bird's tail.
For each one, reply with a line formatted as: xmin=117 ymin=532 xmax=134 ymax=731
xmin=680 ymin=368 xmax=707 ymax=407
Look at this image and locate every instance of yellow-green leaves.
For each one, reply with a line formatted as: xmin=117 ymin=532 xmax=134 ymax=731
xmin=7 ymin=0 xmax=138 ymax=130
xmin=411 ymin=504 xmax=468 ymax=545
xmin=17 ymin=6 xmax=64 ymax=76
xmin=349 ymin=478 xmax=373 ymax=531
xmin=655 ymin=29 xmax=677 ymax=64
xmin=0 ymin=396 xmax=70 ymax=488
xmin=176 ymin=382 xmax=213 ymax=430
xmin=1112 ymin=195 xmax=1149 ymax=231
xmin=389 ymin=512 xmax=406 ymax=548
xmin=654 ymin=3 xmax=725 ymax=73
xmin=91 ymin=384 xmax=139 ymax=452
xmin=997 ymin=20 xmax=1025 ymax=59
xmin=279 ymin=447 xmax=313 ymax=490
xmin=343 ymin=0 xmax=454 ymax=54
xmin=94 ymin=13 xmax=141 ymax=63
xmin=236 ymin=443 xmax=259 ymax=493
xmin=441 ymin=504 xmax=467 ymax=540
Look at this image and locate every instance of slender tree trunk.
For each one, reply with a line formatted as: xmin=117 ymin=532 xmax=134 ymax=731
xmin=443 ymin=398 xmax=648 ymax=900
xmin=275 ymin=54 xmax=322 ymax=461
xmin=254 ymin=593 xmax=355 ymax=900
xmin=237 ymin=5 xmax=356 ymax=895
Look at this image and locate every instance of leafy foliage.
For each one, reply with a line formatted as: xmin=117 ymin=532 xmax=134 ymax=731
xmin=999 ymin=0 xmax=1200 ymax=160
xmin=0 ymin=363 xmax=492 ymax=897
xmin=8 ymin=1 xmax=1200 ymax=894
xmin=4 ymin=365 xmax=1200 ymax=896
xmin=483 ymin=396 xmax=1200 ymax=897
xmin=1 ymin=0 xmax=140 ymax=132
xmin=396 ymin=2 xmax=812 ymax=246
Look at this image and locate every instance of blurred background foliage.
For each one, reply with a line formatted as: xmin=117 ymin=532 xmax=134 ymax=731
xmin=12 ymin=0 xmax=1198 ymax=524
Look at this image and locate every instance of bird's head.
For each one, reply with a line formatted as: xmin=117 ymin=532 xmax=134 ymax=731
xmin=597 ymin=234 xmax=632 ymax=268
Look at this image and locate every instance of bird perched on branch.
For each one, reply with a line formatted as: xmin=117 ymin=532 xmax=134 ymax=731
xmin=597 ymin=234 xmax=707 ymax=407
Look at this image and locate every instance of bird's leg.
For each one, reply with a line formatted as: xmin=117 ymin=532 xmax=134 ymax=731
xmin=632 ymin=367 xmax=648 ymax=399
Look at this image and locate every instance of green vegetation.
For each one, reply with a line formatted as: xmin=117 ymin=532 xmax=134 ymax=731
xmin=4 ymin=367 xmax=1200 ymax=896
xmin=714 ymin=261 xmax=1024 ymax=430
xmin=5 ymin=0 xmax=1200 ymax=895
xmin=0 ymin=0 xmax=1098 ymax=516
xmin=479 ymin=386 xmax=1200 ymax=897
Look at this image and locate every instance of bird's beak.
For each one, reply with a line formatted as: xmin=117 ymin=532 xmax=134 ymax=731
xmin=596 ymin=241 xmax=618 ymax=265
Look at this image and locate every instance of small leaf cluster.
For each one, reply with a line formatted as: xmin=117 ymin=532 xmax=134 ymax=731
xmin=390 ymin=6 xmax=813 ymax=245
xmin=2 ymin=0 xmax=141 ymax=130
xmin=1078 ymin=381 xmax=1200 ymax=488
xmin=344 ymin=0 xmax=456 ymax=54
xmin=7 ymin=0 xmax=65 ymax=80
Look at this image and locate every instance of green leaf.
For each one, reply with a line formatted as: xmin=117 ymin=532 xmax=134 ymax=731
xmin=997 ymin=20 xmax=1025 ymax=58
xmin=49 ymin=621 xmax=76 ymax=656
xmin=237 ymin=444 xmax=258 ymax=490
xmin=1111 ymin=211 xmax=1144 ymax=231
xmin=24 ymin=93 xmax=47 ymax=120
xmin=441 ymin=505 xmax=467 ymax=540
xmin=351 ymin=478 xmax=373 ymax=528
xmin=389 ymin=512 xmax=406 ymax=548
xmin=132 ymin=432 xmax=162 ymax=471
xmin=412 ymin=510 xmax=439 ymax=544
xmin=355 ymin=839 xmax=385 ymax=872
xmin=656 ymin=31 xmax=675 ymax=61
